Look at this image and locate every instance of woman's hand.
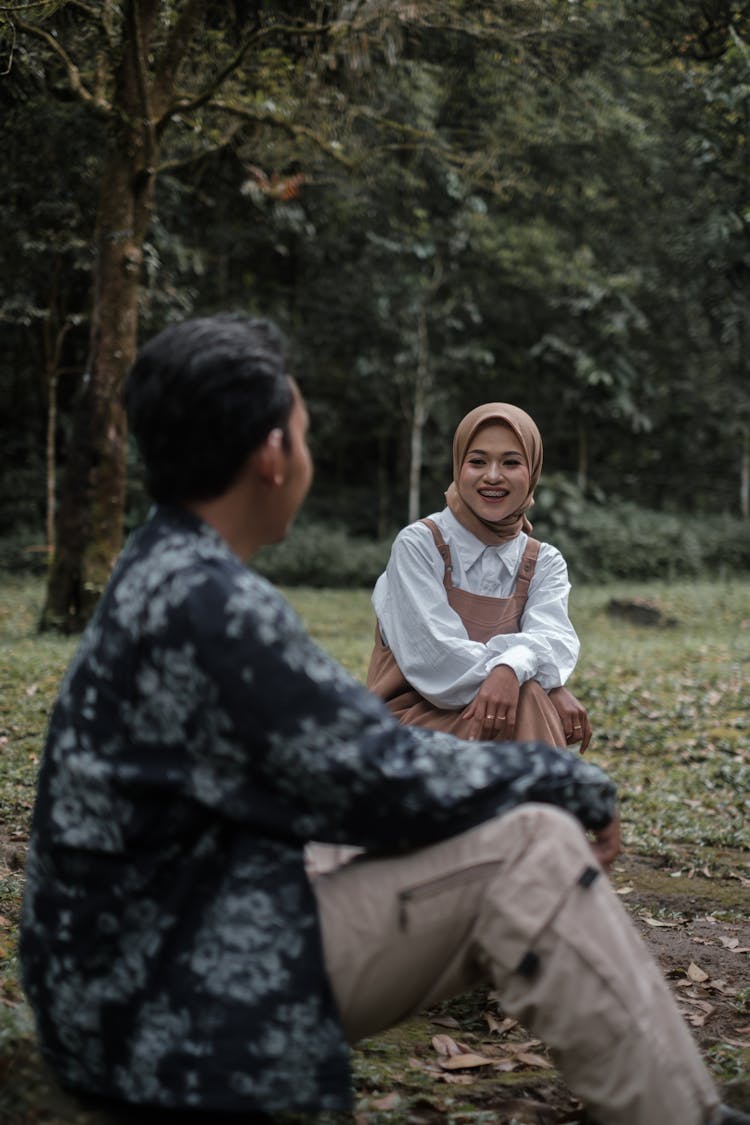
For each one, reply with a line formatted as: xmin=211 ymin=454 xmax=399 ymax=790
xmin=548 ymin=685 xmax=592 ymax=752
xmin=462 ymin=664 xmax=520 ymax=741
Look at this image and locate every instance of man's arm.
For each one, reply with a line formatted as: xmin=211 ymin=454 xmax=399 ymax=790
xmin=171 ymin=563 xmax=617 ymax=853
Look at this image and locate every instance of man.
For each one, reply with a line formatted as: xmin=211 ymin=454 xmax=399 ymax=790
xmin=19 ymin=314 xmax=746 ymax=1124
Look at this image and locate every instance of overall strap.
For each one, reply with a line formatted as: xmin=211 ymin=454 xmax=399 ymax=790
xmin=513 ymin=537 xmax=541 ymax=599
xmin=421 ymin=518 xmax=454 ymax=591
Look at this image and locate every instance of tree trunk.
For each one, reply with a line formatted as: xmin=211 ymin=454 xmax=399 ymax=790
xmin=740 ymin=423 xmax=749 ymax=521
xmin=40 ymin=1 xmax=159 ymax=632
xmin=407 ymin=306 xmax=432 ymax=524
xmin=576 ymin=418 xmax=588 ymax=492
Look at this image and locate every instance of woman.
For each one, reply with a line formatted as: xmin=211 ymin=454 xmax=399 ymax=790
xmin=367 ymin=402 xmax=591 ymax=750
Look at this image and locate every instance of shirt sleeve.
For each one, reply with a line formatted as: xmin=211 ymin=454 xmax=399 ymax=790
xmin=162 ymin=560 xmax=614 ymax=852
xmin=486 ymin=545 xmax=579 ymax=691
xmin=373 ymin=526 xmax=579 ymax=708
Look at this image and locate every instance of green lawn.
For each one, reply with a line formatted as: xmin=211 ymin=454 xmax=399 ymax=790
xmin=1 ymin=574 xmax=749 ymax=1122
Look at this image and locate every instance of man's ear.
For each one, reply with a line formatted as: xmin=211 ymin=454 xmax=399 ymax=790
xmin=254 ymin=428 xmax=285 ymax=487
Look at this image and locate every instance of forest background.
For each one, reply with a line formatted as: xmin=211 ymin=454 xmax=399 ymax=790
xmin=1 ymin=0 xmax=750 ymax=631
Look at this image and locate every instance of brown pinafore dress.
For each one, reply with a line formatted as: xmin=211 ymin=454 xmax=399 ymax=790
xmin=366 ymin=518 xmax=567 ymax=747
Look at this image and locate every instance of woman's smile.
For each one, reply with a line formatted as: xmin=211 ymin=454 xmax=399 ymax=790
xmin=458 ymin=421 xmax=530 ymax=520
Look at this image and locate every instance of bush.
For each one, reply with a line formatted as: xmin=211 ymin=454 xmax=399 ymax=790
xmin=3 ymin=488 xmax=749 ymax=587
xmin=0 ymin=530 xmax=50 ymax=576
xmin=533 ymin=475 xmax=750 ymax=582
xmin=252 ymin=520 xmax=393 ymax=587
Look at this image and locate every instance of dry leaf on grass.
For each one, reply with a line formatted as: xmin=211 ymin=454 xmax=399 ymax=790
xmin=371 ymin=1092 xmax=400 ymax=1111
xmin=515 ymin=1051 xmax=554 ymax=1069
xmin=438 ymin=1052 xmax=496 ymax=1070
xmin=679 ymin=998 xmax=716 ymax=1027
xmin=484 ymin=1012 xmax=518 ymax=1035
xmin=431 ymin=1015 xmax=460 ymax=1029
xmin=431 ymin=1034 xmax=471 ymax=1057
xmin=640 ymin=914 xmax=681 ymax=928
xmin=687 ymin=962 xmax=710 ymax=982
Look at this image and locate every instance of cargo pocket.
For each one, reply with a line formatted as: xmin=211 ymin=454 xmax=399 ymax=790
xmin=397 ymin=859 xmax=505 ymax=934
xmin=471 ymin=829 xmax=603 ymax=979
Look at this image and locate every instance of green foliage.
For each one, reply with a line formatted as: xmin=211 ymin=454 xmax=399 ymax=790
xmin=534 ymin=474 xmax=750 ymax=582
xmin=253 ymin=520 xmax=393 ymax=588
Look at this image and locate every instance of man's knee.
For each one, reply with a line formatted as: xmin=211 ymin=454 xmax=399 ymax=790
xmin=485 ymin=801 xmax=591 ymax=858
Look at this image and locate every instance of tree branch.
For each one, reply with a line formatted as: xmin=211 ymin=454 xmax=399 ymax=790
xmin=155 ymin=18 xmax=338 ymax=132
xmin=15 ymin=18 xmax=112 ymax=112
xmin=127 ymin=0 xmax=156 ymax=173
xmin=150 ymin=0 xmax=207 ymax=120
xmin=205 ymin=99 xmax=357 ymax=168
xmin=155 ymin=24 xmax=264 ymax=131
xmin=155 ymin=124 xmax=243 ymax=175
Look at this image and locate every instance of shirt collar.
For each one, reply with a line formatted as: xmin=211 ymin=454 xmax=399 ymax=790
xmin=442 ymin=507 xmax=526 ymax=575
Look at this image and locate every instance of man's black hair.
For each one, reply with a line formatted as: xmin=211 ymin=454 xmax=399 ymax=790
xmin=124 ymin=314 xmax=294 ymax=504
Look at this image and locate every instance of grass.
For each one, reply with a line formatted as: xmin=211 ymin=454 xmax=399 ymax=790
xmin=1 ymin=574 xmax=750 ymax=1121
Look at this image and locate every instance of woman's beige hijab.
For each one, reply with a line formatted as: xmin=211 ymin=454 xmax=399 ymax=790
xmin=444 ymin=403 xmax=543 ymax=544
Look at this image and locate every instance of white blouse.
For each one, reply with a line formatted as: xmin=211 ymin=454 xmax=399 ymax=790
xmin=371 ymin=507 xmax=580 ymax=709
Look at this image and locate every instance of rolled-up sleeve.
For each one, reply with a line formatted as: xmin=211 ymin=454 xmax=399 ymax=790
xmin=487 ymin=545 xmax=579 ymax=691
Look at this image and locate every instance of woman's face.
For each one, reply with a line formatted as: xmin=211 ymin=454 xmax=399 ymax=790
xmin=457 ymin=421 xmax=530 ymax=522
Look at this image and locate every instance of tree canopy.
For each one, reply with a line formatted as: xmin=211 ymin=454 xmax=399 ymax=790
xmin=1 ymin=0 xmax=749 ymax=625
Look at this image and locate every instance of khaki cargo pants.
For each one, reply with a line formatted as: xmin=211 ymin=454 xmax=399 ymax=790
xmin=313 ymin=804 xmax=719 ymax=1125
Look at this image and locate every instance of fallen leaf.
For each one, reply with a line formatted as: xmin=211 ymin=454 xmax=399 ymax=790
xmin=506 ymin=1039 xmax=544 ymax=1053
xmin=489 ymin=1057 xmax=520 ymax=1072
xmin=431 ymin=1034 xmax=463 ymax=1057
xmin=516 ymin=1051 xmax=554 ymax=1069
xmin=679 ymin=998 xmax=716 ymax=1026
xmin=640 ymin=914 xmax=681 ymax=928
xmin=704 ymin=980 xmax=738 ymax=996
xmin=616 ymin=884 xmax=634 ymax=895
xmin=431 ymin=1015 xmax=460 ymax=1029
xmin=684 ymin=1011 xmax=712 ymax=1027
xmin=718 ymin=936 xmax=750 ymax=953
xmin=371 ymin=1092 xmax=400 ymax=1111
xmin=438 ymin=1052 xmax=495 ymax=1070
xmin=687 ymin=962 xmax=710 ymax=983
xmin=484 ymin=1013 xmax=517 ymax=1036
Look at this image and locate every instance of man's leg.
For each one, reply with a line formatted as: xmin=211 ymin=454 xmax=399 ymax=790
xmin=313 ymin=804 xmax=720 ymax=1125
